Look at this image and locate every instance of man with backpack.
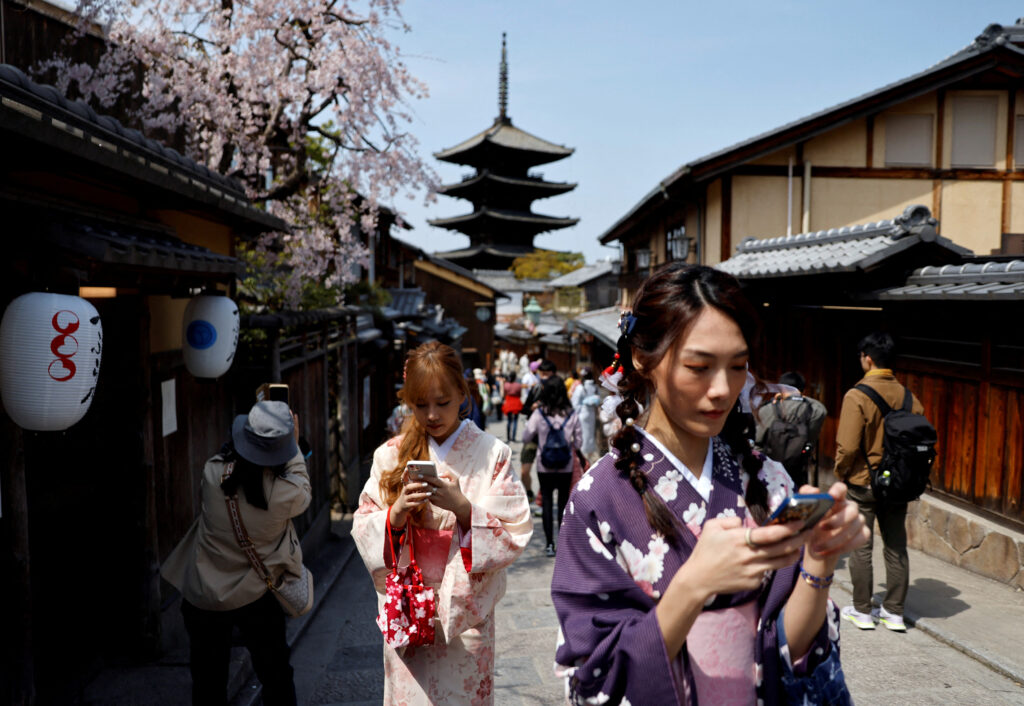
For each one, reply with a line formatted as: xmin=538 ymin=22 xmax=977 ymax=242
xmin=835 ymin=332 xmax=933 ymax=633
xmin=755 ymin=371 xmax=827 ymax=487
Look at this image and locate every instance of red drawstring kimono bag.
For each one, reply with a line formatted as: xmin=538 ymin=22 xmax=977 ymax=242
xmin=376 ymin=507 xmax=436 ymax=648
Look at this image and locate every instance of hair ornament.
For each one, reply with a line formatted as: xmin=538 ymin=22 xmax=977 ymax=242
xmin=630 ymin=442 xmax=641 ymax=453
xmin=625 ymin=417 xmax=634 ymax=427
xmin=618 ymin=310 xmax=638 ymax=340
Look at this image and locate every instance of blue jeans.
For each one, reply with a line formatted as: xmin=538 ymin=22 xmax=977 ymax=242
xmin=506 ymin=414 xmax=518 ymax=441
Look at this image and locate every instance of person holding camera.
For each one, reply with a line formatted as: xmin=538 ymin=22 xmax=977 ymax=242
xmin=161 ymin=400 xmax=310 ymax=706
xmin=352 ymin=341 xmax=532 ymax=705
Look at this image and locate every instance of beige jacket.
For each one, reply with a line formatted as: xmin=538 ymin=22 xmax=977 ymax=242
xmin=161 ymin=452 xmax=311 ymax=610
xmin=834 ymin=371 xmax=924 ymax=488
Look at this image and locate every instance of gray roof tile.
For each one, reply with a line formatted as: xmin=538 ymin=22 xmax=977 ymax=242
xmin=880 ymin=259 xmax=1024 ymax=300
xmin=717 ymin=205 xmax=972 ymax=279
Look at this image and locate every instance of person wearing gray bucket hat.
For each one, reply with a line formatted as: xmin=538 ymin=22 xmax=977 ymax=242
xmin=161 ymin=399 xmax=310 ymax=705
xmin=232 ymin=400 xmax=299 ymax=467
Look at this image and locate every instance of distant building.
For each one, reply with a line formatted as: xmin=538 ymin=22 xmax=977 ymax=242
xmin=429 ymin=34 xmax=578 ymax=271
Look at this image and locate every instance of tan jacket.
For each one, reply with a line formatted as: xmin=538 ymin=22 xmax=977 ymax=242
xmin=834 ymin=371 xmax=924 ymax=487
xmin=161 ymin=452 xmax=311 ymax=610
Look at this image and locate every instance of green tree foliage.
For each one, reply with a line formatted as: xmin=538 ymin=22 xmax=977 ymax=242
xmin=510 ymin=250 xmax=584 ymax=280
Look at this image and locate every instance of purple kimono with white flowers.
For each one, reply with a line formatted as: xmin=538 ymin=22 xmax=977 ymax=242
xmin=552 ymin=435 xmax=850 ymax=706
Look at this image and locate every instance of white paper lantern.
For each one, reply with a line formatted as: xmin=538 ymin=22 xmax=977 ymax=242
xmin=183 ymin=295 xmax=239 ymax=379
xmin=0 ymin=292 xmax=104 ymax=431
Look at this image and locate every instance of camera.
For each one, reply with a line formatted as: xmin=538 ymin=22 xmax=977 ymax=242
xmin=256 ymin=382 xmax=289 ymax=406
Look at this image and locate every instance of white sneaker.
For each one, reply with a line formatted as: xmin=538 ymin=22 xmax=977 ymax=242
xmin=871 ymin=606 xmax=907 ymax=632
xmin=841 ymin=605 xmax=876 ymax=630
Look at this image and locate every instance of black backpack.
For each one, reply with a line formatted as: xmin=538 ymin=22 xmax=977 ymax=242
xmin=539 ymin=411 xmax=573 ymax=469
xmin=855 ymin=384 xmax=938 ymax=503
xmin=761 ymin=397 xmax=814 ymax=476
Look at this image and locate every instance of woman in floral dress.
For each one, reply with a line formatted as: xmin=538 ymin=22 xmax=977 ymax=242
xmin=353 ymin=341 xmax=532 ymax=705
xmin=551 ymin=263 xmax=869 ymax=705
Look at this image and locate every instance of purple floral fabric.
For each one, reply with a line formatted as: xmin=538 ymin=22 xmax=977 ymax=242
xmin=552 ymin=435 xmax=839 ymax=705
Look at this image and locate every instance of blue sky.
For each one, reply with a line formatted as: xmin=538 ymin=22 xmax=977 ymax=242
xmin=387 ymin=1 xmax=1024 ymax=264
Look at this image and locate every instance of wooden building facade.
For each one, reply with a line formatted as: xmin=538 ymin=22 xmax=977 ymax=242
xmin=602 ymin=19 xmax=1024 ymax=306
xmin=718 ymin=206 xmax=1024 ymax=531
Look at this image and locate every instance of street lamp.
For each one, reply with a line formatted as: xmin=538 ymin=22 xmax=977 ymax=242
xmin=524 ymin=296 xmax=542 ymax=326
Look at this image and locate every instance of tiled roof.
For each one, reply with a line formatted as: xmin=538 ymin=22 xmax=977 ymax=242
xmin=548 ymin=261 xmax=614 ymax=288
xmin=0 ymin=64 xmax=284 ymax=231
xmin=573 ymin=306 xmax=621 ymax=350
xmin=472 ymin=270 xmax=549 ymax=293
xmin=716 ymin=205 xmax=972 ymax=279
xmin=435 ymin=120 xmax=573 ymax=162
xmin=382 ymin=288 xmax=426 ymax=319
xmin=880 ymin=260 xmax=1024 ymax=300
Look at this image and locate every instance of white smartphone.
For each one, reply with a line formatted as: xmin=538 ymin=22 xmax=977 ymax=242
xmin=762 ymin=493 xmax=834 ymax=531
xmin=406 ymin=460 xmax=437 ymax=479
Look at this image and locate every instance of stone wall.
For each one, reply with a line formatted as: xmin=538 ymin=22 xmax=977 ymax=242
xmin=907 ymin=494 xmax=1024 ymax=589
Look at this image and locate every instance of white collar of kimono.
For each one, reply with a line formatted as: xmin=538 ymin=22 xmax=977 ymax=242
xmin=429 ymin=418 xmax=469 ymax=463
xmin=637 ymin=428 xmax=714 ymax=502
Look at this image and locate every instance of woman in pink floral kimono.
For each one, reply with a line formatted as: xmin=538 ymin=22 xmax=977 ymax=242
xmin=552 ymin=264 xmax=870 ymax=705
xmin=353 ymin=341 xmax=533 ymax=705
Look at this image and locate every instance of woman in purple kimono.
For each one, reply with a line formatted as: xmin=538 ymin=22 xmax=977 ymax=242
xmin=551 ymin=263 xmax=869 ymax=706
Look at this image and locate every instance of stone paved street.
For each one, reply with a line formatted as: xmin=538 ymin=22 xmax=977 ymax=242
xmin=289 ymin=417 xmax=1024 ymax=705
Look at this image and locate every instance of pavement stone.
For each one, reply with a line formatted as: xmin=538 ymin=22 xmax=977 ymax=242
xmin=85 ymin=413 xmax=1024 ymax=704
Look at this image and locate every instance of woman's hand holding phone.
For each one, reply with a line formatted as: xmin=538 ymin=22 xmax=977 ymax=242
xmin=390 ymin=464 xmax=433 ymax=526
xmin=796 ymin=482 xmax=870 ymax=575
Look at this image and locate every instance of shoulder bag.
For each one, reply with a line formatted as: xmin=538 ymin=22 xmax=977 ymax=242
xmin=223 ymin=462 xmax=314 ymax=617
xmin=377 ymin=506 xmax=436 ymax=648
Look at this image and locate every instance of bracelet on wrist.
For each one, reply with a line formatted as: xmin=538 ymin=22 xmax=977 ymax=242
xmin=799 ymin=562 xmax=834 ymax=589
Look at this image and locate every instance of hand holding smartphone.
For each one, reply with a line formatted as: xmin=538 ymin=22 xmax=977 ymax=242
xmin=762 ymin=493 xmax=834 ymax=531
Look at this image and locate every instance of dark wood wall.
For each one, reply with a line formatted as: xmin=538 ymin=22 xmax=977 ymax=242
xmin=754 ymin=299 xmax=1024 ymax=528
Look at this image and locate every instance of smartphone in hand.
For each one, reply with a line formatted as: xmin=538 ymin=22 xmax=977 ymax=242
xmin=406 ymin=460 xmax=437 ymax=480
xmin=762 ymin=493 xmax=834 ymax=531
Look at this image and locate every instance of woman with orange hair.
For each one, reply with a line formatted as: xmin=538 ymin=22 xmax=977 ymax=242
xmin=352 ymin=341 xmax=533 ymax=705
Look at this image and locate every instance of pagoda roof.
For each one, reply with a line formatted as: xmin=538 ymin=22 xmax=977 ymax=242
xmin=434 ymin=119 xmax=573 ymax=168
xmin=437 ymin=170 xmax=576 ymax=201
xmin=428 ymin=208 xmax=578 ymax=237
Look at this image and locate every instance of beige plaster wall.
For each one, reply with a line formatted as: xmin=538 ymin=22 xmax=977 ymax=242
xmin=809 ymin=178 xmax=933 ymax=232
xmin=704 ymin=179 xmax=723 ymax=264
xmin=1010 ymin=182 xmax=1024 ymax=233
xmin=149 ymin=295 xmax=188 ymax=354
xmin=804 ymin=118 xmax=868 ymax=167
xmin=732 ymin=176 xmax=798 ymax=240
xmin=874 ymin=92 xmax=938 ymax=167
xmin=151 ymin=210 xmax=234 ymax=254
xmin=940 ymin=180 xmax=1002 ymax=254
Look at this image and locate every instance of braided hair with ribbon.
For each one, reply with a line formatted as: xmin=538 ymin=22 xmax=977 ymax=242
xmin=610 ymin=263 xmax=771 ymax=542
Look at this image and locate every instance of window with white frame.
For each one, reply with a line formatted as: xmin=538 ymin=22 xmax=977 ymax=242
xmin=666 ymin=224 xmax=689 ymax=261
xmin=884 ymin=114 xmax=933 ymax=167
xmin=951 ymin=95 xmax=998 ymax=168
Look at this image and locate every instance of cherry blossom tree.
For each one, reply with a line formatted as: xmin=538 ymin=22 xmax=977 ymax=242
xmin=38 ymin=0 xmax=435 ymax=308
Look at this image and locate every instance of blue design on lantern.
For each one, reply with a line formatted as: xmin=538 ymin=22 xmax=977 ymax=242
xmin=186 ymin=320 xmax=217 ymax=350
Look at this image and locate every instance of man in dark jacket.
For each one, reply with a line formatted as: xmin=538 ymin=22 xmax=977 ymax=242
xmin=835 ymin=332 xmax=923 ymax=633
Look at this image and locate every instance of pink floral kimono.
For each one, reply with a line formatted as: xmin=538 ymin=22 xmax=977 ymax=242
xmin=353 ymin=421 xmax=533 ymax=705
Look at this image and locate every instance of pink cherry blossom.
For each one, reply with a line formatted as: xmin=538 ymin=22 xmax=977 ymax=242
xmin=36 ymin=0 xmax=437 ymax=308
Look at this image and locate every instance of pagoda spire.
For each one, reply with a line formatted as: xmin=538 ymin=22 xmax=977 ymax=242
xmin=498 ymin=33 xmax=509 ymax=123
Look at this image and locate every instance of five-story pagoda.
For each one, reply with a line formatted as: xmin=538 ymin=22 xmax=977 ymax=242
xmin=430 ymin=34 xmax=578 ymax=271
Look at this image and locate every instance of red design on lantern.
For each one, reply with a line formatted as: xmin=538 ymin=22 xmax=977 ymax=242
xmin=48 ymin=310 xmax=81 ymax=381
